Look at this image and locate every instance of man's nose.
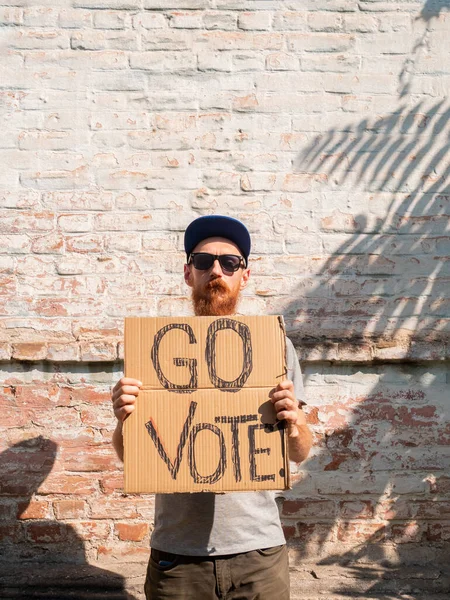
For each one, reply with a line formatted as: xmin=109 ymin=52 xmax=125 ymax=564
xmin=210 ymin=258 xmax=223 ymax=277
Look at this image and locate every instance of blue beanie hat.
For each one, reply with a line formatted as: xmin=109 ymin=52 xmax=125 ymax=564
xmin=184 ymin=215 xmax=251 ymax=266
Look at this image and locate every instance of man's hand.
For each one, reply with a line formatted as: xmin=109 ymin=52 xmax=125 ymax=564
xmin=270 ymin=379 xmax=300 ymax=437
xmin=111 ymin=377 xmax=142 ymax=461
xmin=111 ymin=377 xmax=142 ymax=423
xmin=270 ymin=379 xmax=312 ymax=464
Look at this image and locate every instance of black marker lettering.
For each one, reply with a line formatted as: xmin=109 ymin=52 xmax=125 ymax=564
xmin=145 ymin=401 xmax=197 ymax=480
xmin=151 ymin=323 xmax=198 ymax=393
xmin=215 ymin=415 xmax=258 ymax=482
xmin=205 ymin=318 xmax=253 ymax=392
xmin=248 ymin=423 xmax=275 ymax=482
xmin=188 ymin=423 xmax=226 ymax=484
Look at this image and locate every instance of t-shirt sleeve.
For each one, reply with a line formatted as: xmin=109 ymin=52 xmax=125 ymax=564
xmin=286 ymin=336 xmax=306 ymax=406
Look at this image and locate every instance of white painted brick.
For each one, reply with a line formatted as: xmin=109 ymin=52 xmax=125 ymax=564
xmin=90 ymin=111 xmax=149 ymax=130
xmin=168 ymin=11 xmax=203 ymax=29
xmin=130 ymin=51 xmax=196 ymax=72
xmin=7 ymin=28 xmax=70 ymax=49
xmin=57 ymin=214 xmax=92 ymax=232
xmin=238 ymin=11 xmax=272 ymax=31
xmin=71 ymin=29 xmax=138 ymax=50
xmin=302 ymin=53 xmax=360 ymax=72
xmin=196 ymin=31 xmax=283 ymax=51
xmin=93 ymin=10 xmax=131 ymax=30
xmin=0 ymin=7 xmax=23 ymax=25
xmin=202 ymin=11 xmax=237 ymax=30
xmin=20 ymin=166 xmax=92 ymax=190
xmin=266 ymin=52 xmax=299 ymax=70
xmin=73 ymin=0 xmax=141 ymax=8
xmin=58 ymin=8 xmax=92 ymax=29
xmin=307 ymin=12 xmax=343 ymax=32
xmin=343 ymin=13 xmax=378 ymax=33
xmin=0 ymin=0 xmax=448 ymax=402
xmin=143 ymin=0 xmax=208 ymax=7
xmin=18 ymin=131 xmax=90 ymax=151
xmin=141 ymin=29 xmax=193 ymax=50
xmin=232 ymin=52 xmax=265 ymax=71
xmin=287 ymin=32 xmax=355 ymax=52
xmin=356 ymin=32 xmax=414 ymax=55
xmin=198 ymin=50 xmax=232 ymax=71
xmin=133 ymin=12 xmax=167 ymax=29
xmin=272 ymin=11 xmax=307 ymax=31
xmin=23 ymin=6 xmax=58 ymax=27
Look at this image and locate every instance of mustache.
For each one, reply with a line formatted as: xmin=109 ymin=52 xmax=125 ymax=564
xmin=205 ymin=278 xmax=228 ymax=292
xmin=191 ymin=277 xmax=240 ymax=316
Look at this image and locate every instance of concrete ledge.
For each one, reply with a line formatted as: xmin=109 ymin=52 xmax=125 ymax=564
xmin=1 ymin=340 xmax=449 ymax=364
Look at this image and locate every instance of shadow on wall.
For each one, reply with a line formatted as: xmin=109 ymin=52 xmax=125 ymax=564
xmin=286 ymin=100 xmax=450 ymax=347
xmin=283 ymin=364 xmax=450 ymax=598
xmin=0 ymin=436 xmax=138 ymax=600
xmin=279 ymin=37 xmax=450 ymax=598
xmin=399 ymin=0 xmax=450 ymax=97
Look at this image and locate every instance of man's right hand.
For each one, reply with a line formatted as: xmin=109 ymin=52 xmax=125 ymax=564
xmin=111 ymin=377 xmax=142 ymax=423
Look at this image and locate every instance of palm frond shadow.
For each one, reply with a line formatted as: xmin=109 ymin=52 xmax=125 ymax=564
xmin=286 ymin=100 xmax=450 ymax=347
xmin=282 ymin=97 xmax=449 ymax=596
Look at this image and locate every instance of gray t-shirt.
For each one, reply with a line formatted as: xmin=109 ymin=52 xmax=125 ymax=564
xmin=150 ymin=337 xmax=306 ymax=556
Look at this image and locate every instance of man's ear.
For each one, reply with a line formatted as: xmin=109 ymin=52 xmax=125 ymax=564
xmin=240 ymin=268 xmax=250 ymax=290
xmin=184 ymin=263 xmax=193 ymax=288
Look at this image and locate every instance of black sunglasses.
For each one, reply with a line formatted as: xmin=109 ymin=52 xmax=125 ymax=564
xmin=188 ymin=253 xmax=246 ymax=273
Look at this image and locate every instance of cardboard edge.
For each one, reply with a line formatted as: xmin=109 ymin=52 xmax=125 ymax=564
xmin=123 ymin=317 xmax=141 ymax=494
xmin=123 ymin=315 xmax=292 ymax=494
xmin=276 ymin=315 xmax=291 ymax=491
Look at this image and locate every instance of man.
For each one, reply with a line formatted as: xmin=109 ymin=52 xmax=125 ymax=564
xmin=111 ymin=215 xmax=313 ymax=599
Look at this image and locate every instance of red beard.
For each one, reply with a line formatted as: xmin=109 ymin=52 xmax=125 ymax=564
xmin=191 ymin=278 xmax=241 ymax=316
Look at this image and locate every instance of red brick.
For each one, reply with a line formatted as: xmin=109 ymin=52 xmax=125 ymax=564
xmin=80 ymin=405 xmax=116 ymax=429
xmin=115 ymin=522 xmax=149 ymax=541
xmin=97 ymin=543 xmax=150 ymax=562
xmin=282 ymin=524 xmax=296 ymax=541
xmin=80 ymin=341 xmax=117 ymax=361
xmin=72 ymin=521 xmax=110 ymax=540
xmin=339 ymin=500 xmax=374 ymax=519
xmin=295 ymin=522 xmax=333 ymax=542
xmin=53 ymin=500 xmax=86 ymax=519
xmin=59 ymin=386 xmax=111 ymax=406
xmin=25 ymin=523 xmax=71 ymax=543
xmin=338 ymin=522 xmax=386 ymax=543
xmin=389 ymin=522 xmax=425 ymax=543
xmin=11 ymin=343 xmax=47 ymax=360
xmin=0 ymin=500 xmax=15 ymax=520
xmin=0 ymin=523 xmax=22 ymax=542
xmin=427 ymin=523 xmax=450 ymax=542
xmin=61 ymin=446 xmax=119 ymax=472
xmin=38 ymin=474 xmax=97 ymax=495
xmin=17 ymin=500 xmax=49 ymax=520
xmin=0 ymin=388 xmax=25 ymax=427
xmin=90 ymin=498 xmax=139 ymax=520
xmin=414 ymin=501 xmax=450 ymax=520
xmin=47 ymin=343 xmax=80 ymax=361
xmin=282 ymin=499 xmax=336 ymax=519
xmin=378 ymin=499 xmax=411 ymax=521
xmin=430 ymin=475 xmax=450 ymax=494
xmin=100 ymin=473 xmax=124 ymax=494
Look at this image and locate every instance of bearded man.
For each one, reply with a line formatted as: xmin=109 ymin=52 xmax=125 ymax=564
xmin=111 ymin=215 xmax=313 ymax=600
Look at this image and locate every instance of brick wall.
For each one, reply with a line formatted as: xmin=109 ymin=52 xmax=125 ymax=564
xmin=1 ymin=1 xmax=449 ymax=598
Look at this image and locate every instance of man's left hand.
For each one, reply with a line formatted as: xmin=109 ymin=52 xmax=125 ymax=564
xmin=270 ymin=379 xmax=301 ymax=438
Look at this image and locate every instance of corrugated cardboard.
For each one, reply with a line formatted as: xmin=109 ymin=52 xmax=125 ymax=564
xmin=123 ymin=315 xmax=290 ymax=493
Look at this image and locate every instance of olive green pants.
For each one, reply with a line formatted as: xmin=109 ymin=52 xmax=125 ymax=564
xmin=145 ymin=544 xmax=290 ymax=600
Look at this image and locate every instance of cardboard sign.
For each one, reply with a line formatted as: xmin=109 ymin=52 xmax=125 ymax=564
xmin=123 ymin=316 xmax=290 ymax=493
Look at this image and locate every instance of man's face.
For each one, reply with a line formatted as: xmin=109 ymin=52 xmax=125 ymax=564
xmin=184 ymin=237 xmax=250 ymax=316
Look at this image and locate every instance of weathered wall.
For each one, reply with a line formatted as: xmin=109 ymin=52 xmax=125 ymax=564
xmin=1 ymin=361 xmax=449 ymax=598
xmin=1 ymin=0 xmax=449 ymax=598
